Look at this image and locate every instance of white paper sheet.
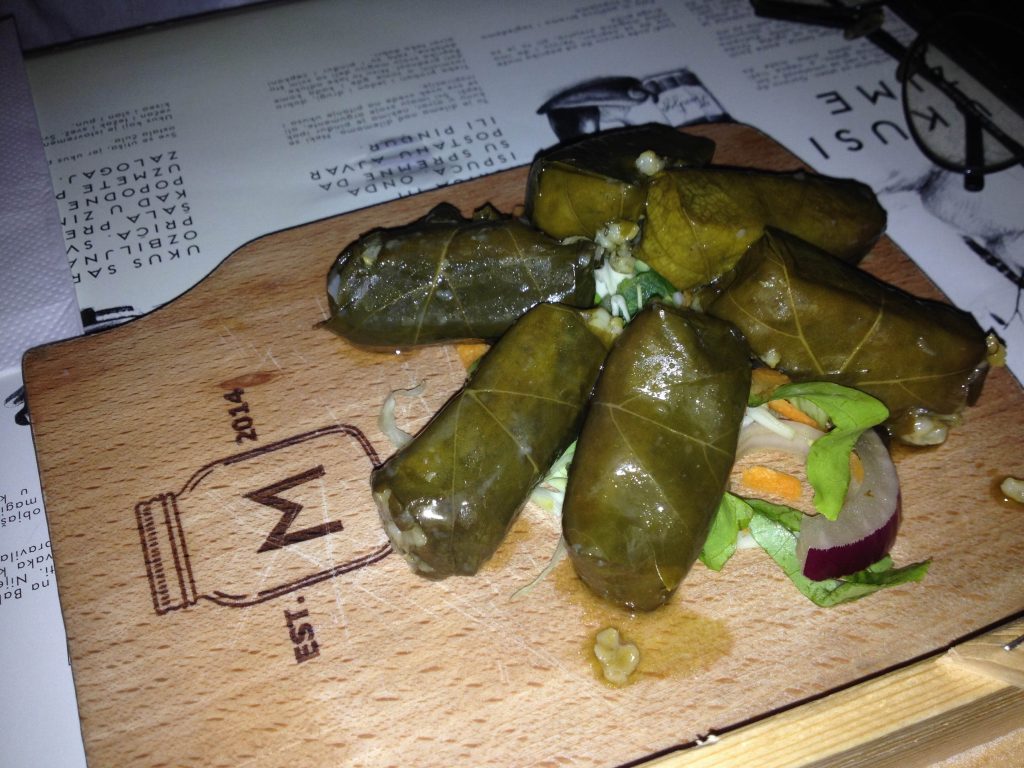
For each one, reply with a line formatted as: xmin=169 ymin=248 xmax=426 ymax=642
xmin=0 ymin=370 xmax=88 ymax=768
xmin=0 ymin=18 xmax=82 ymax=374
xmin=0 ymin=18 xmax=87 ymax=767
xmin=23 ymin=0 xmax=727 ymax=324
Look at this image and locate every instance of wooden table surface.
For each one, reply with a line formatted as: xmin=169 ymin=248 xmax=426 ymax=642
xmin=23 ymin=123 xmax=1024 ymax=767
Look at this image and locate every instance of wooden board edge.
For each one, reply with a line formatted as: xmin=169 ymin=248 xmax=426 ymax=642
xmin=22 ymin=121 xmax=1022 ymax=767
xmin=640 ymin=616 xmax=1024 ymax=768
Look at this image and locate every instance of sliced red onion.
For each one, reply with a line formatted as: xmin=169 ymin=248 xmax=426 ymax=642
xmin=797 ymin=429 xmax=901 ymax=580
xmin=736 ymin=411 xmax=902 ymax=581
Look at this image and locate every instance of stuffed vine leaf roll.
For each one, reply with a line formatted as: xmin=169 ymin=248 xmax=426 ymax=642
xmin=372 ymin=303 xmax=607 ymax=578
xmin=707 ymin=228 xmax=989 ymax=442
xmin=325 ymin=204 xmax=597 ymax=348
xmin=637 ymin=167 xmax=886 ymax=289
xmin=525 ymin=123 xmax=715 ymax=241
xmin=562 ymin=304 xmax=751 ymax=611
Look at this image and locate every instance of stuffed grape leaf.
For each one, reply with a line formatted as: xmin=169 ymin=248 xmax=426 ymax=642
xmin=372 ymin=303 xmax=607 ymax=578
xmin=325 ymin=203 xmax=596 ymax=348
xmin=525 ymin=123 xmax=715 ymax=240
xmin=637 ymin=166 xmax=886 ymax=289
xmin=562 ymin=304 xmax=751 ymax=611
xmin=707 ymin=228 xmax=989 ymax=441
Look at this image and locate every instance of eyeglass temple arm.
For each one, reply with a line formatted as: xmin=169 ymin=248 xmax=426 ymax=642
xmin=750 ymin=1 xmax=887 ymax=38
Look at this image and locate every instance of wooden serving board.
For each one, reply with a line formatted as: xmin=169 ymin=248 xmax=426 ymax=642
xmin=23 ymin=124 xmax=1024 ymax=767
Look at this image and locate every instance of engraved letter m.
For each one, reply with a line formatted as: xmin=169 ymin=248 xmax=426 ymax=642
xmin=246 ymin=465 xmax=343 ymax=553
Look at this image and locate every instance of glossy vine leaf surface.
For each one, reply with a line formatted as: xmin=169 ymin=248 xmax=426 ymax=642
xmin=372 ymin=303 xmax=607 ymax=578
xmin=708 ymin=228 xmax=989 ymax=437
xmin=325 ymin=204 xmax=597 ymax=348
xmin=562 ymin=304 xmax=751 ymax=611
xmin=638 ymin=166 xmax=886 ymax=289
xmin=525 ymin=123 xmax=715 ymax=240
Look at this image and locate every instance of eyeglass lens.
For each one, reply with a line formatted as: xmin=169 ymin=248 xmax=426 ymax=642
xmin=900 ymin=12 xmax=1024 ymax=190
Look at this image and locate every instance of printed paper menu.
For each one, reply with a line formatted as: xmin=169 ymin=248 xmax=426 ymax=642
xmin=26 ymin=0 xmax=1023 ymax=372
xmin=26 ymin=0 xmax=725 ymax=326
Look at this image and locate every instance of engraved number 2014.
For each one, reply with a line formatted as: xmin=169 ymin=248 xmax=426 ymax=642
xmin=224 ymin=387 xmax=258 ymax=444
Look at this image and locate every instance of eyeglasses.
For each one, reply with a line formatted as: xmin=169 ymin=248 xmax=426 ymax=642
xmin=750 ymin=1 xmax=1024 ymax=191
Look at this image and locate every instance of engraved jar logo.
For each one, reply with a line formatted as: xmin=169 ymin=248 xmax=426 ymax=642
xmin=134 ymin=424 xmax=388 ymax=614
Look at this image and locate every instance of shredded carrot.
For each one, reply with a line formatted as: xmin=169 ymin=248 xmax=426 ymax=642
xmin=767 ymin=397 xmax=821 ymax=428
xmin=455 ymin=342 xmax=489 ymax=370
xmin=741 ymin=465 xmax=803 ymax=502
xmin=750 ymin=367 xmax=791 ymax=400
xmin=751 ymin=368 xmax=820 ymax=427
xmin=849 ymin=452 xmax=865 ymax=484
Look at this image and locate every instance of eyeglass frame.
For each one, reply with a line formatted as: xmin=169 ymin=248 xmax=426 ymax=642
xmin=749 ymin=0 xmax=1024 ymax=191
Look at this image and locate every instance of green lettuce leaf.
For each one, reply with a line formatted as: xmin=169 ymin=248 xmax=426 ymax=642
xmin=752 ymin=381 xmax=889 ymax=520
xmin=613 ymin=268 xmax=677 ymax=316
xmin=744 ymin=497 xmax=929 ymax=607
xmin=700 ymin=493 xmax=757 ymax=573
xmin=699 ymin=492 xmax=754 ymax=571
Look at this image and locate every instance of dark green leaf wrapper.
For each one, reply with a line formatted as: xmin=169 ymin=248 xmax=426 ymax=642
xmin=525 ymin=123 xmax=715 ymax=240
xmin=708 ymin=229 xmax=989 ymax=435
xmin=562 ymin=305 xmax=751 ymax=611
xmin=325 ymin=204 xmax=597 ymax=348
xmin=638 ymin=167 xmax=886 ymax=289
xmin=372 ymin=303 xmax=607 ymax=578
